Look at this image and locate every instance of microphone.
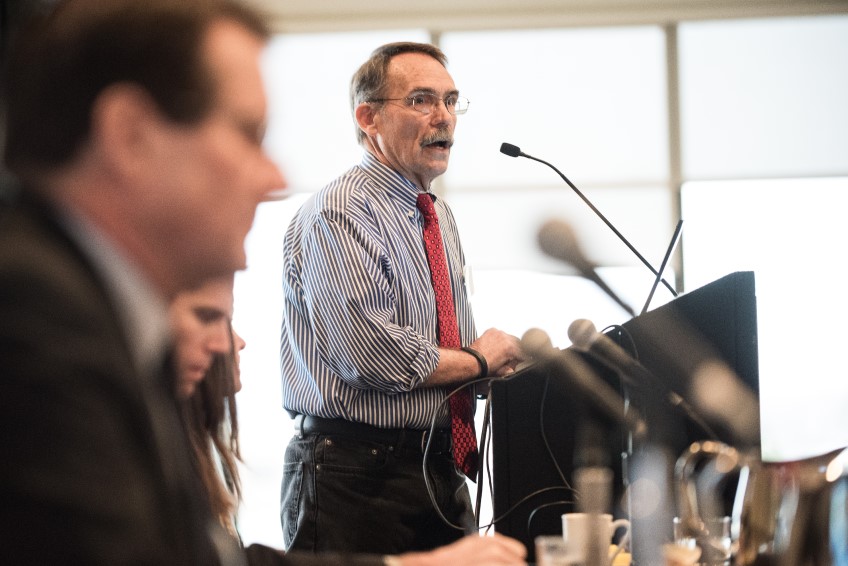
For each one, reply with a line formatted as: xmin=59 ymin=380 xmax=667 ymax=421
xmin=500 ymin=142 xmax=676 ymax=297
xmin=568 ymin=318 xmax=722 ymax=442
xmin=538 ymin=219 xmax=636 ymax=318
xmin=520 ymin=327 xmax=553 ymax=356
xmin=499 ymin=142 xmax=524 ymax=158
xmin=521 ymin=328 xmax=647 ymax=441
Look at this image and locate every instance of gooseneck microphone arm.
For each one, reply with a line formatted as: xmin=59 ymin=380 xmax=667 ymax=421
xmin=500 ymin=142 xmax=677 ymax=297
xmin=538 ymin=220 xmax=637 ymax=318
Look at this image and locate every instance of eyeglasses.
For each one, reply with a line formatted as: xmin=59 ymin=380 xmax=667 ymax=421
xmin=368 ymin=92 xmax=470 ymax=116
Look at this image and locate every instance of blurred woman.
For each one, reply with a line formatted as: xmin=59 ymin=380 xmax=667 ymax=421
xmin=183 ymin=327 xmax=246 ymax=537
xmin=169 ymin=275 xmax=245 ymax=537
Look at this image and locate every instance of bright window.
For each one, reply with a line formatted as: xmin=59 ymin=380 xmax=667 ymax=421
xmin=441 ymin=27 xmax=668 ymax=190
xmin=679 ymin=16 xmax=848 ymax=179
xmin=681 ymin=177 xmax=848 ymax=462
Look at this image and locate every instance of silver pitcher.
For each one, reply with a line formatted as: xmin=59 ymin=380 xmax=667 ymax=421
xmin=675 ymin=440 xmax=848 ymax=566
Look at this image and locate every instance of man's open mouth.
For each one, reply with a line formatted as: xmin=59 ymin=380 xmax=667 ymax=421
xmin=424 ymin=139 xmax=452 ymax=149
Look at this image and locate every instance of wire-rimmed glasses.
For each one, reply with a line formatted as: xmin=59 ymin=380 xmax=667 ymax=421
xmin=368 ymin=92 xmax=470 ymax=115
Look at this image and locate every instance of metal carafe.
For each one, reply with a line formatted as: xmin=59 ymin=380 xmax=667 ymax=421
xmin=675 ymin=441 xmax=848 ymax=566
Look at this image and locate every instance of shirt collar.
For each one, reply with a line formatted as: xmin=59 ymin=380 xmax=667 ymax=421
xmin=60 ymin=210 xmax=172 ymax=379
xmin=360 ymin=151 xmax=432 ymax=209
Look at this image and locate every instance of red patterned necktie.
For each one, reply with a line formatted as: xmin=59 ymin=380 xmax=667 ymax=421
xmin=416 ymin=192 xmax=478 ymax=479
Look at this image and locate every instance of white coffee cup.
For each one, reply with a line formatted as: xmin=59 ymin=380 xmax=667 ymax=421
xmin=562 ymin=512 xmax=631 ymax=565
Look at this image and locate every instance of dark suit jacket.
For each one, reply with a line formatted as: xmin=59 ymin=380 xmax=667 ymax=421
xmin=0 ymin=191 xmax=383 ymax=566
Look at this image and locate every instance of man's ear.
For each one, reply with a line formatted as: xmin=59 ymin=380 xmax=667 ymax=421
xmin=89 ymin=84 xmax=167 ymax=180
xmin=354 ymin=102 xmax=379 ymax=139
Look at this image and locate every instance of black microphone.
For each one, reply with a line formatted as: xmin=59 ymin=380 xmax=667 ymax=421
xmin=500 ymin=142 xmax=676 ymax=297
xmin=568 ymin=318 xmax=721 ymax=441
xmin=499 ymin=142 xmax=524 ymax=158
xmin=538 ymin=219 xmax=636 ymax=318
xmin=521 ymin=328 xmax=647 ymax=441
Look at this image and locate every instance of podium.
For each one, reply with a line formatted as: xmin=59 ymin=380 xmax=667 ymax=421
xmin=490 ymin=271 xmax=759 ymax=561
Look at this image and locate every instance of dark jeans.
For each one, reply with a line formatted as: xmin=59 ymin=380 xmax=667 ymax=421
xmin=280 ymin=429 xmax=474 ymax=555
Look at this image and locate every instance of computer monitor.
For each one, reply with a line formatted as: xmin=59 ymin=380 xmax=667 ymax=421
xmin=490 ymin=271 xmax=759 ymax=560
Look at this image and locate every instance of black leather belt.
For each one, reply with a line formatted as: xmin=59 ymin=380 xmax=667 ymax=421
xmin=295 ymin=415 xmax=453 ymax=456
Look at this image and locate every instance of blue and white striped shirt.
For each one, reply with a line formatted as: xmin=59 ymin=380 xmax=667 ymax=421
xmin=280 ymin=152 xmax=477 ymax=429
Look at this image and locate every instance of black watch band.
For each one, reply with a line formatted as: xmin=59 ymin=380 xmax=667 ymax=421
xmin=461 ymin=346 xmax=488 ymax=378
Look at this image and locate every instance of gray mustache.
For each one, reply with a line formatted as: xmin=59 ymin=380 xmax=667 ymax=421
xmin=421 ymin=130 xmax=454 ymax=147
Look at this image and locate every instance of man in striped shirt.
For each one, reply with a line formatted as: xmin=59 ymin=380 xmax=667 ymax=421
xmin=279 ymin=42 xmax=524 ymax=555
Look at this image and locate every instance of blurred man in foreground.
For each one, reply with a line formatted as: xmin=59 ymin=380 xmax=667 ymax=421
xmin=0 ymin=0 xmax=282 ymax=562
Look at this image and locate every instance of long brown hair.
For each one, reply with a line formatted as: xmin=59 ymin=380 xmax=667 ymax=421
xmin=182 ymin=323 xmax=242 ymax=536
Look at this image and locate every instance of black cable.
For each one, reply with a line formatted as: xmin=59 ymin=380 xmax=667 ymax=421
xmin=482 ymin=372 xmax=580 ymax=532
xmin=601 ymin=324 xmax=639 ymax=360
xmin=422 ymin=376 xmax=492 ymax=531
xmin=424 ymin=373 xmax=584 ymax=533
xmin=490 ymin=486 xmax=577 ymax=527
xmin=526 ymin=500 xmax=576 ymax=539
xmin=473 ymin=396 xmax=491 ymax=527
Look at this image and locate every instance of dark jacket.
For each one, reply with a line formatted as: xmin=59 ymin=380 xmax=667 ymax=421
xmin=0 ymin=191 xmax=383 ymax=566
